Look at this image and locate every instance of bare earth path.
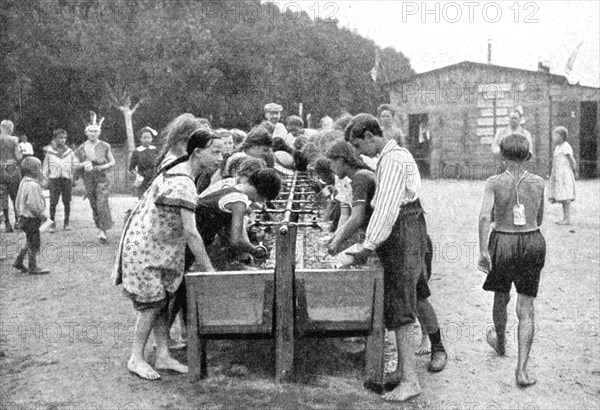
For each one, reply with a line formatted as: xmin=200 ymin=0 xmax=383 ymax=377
xmin=1 ymin=179 xmax=598 ymax=409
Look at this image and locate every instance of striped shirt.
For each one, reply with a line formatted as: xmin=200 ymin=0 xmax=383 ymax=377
xmin=363 ymin=140 xmax=421 ymax=251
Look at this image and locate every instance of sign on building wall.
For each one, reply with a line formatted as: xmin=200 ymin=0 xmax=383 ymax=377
xmin=476 ymin=83 xmax=525 ymax=143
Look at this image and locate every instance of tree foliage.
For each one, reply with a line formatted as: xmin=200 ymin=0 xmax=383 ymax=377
xmin=1 ymin=0 xmax=414 ymax=148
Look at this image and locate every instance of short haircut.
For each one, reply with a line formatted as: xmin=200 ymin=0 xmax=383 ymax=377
xmin=286 ymin=115 xmax=304 ymax=128
xmin=248 ymin=168 xmax=282 ymax=201
xmin=553 ymin=126 xmax=568 ymax=142
xmin=377 ymin=104 xmax=395 ymax=116
xmin=53 ymin=128 xmax=67 ymax=139
xmin=272 ymin=137 xmax=293 ymax=154
xmin=242 ymin=127 xmax=273 ymax=150
xmin=21 ymin=156 xmax=42 ymax=178
xmin=500 ymin=133 xmax=530 ymax=162
xmin=344 ymin=113 xmax=382 ymax=141
xmin=1 ymin=120 xmax=14 ymax=133
xmin=236 ymin=157 xmax=266 ymax=180
xmin=313 ymin=157 xmax=335 ymax=185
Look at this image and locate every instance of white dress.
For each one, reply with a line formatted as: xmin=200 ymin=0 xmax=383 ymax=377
xmin=550 ymin=142 xmax=575 ymax=201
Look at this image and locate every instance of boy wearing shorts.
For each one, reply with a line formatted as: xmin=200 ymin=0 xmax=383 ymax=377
xmin=478 ymin=132 xmax=545 ymax=387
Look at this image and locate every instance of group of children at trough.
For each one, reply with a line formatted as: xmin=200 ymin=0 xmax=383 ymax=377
xmin=0 ymin=101 xmax=578 ymax=402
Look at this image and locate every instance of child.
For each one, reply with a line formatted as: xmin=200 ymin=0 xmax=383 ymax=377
xmin=129 ymin=126 xmax=158 ymax=199
xmin=549 ymin=126 xmax=577 ymax=225
xmin=192 ymin=168 xmax=281 ymax=269
xmin=19 ymin=134 xmax=34 ymax=158
xmin=43 ymin=129 xmax=80 ymax=231
xmin=478 ymin=132 xmax=546 ymax=387
xmin=13 ymin=157 xmax=50 ymax=274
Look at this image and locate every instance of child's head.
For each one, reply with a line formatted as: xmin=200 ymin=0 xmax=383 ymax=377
xmin=313 ymin=157 xmax=335 ymax=185
xmin=161 ymin=114 xmax=205 ymax=156
xmin=235 ymin=157 xmax=266 ymax=182
xmin=138 ymin=126 xmax=157 ymax=146
xmin=247 ymin=168 xmax=281 ymax=202
xmin=552 ymin=126 xmax=568 ymax=144
xmin=1 ymin=120 xmax=14 ymax=135
xmin=326 ymin=139 xmax=368 ymax=178
xmin=500 ymin=133 xmax=530 ymax=162
xmin=19 ymin=134 xmax=28 ymax=143
xmin=293 ymin=135 xmax=308 ymax=151
xmin=53 ymin=129 xmax=68 ymax=146
xmin=217 ymin=129 xmax=234 ymax=155
xmin=21 ymin=156 xmax=42 ymax=179
xmin=242 ymin=127 xmax=273 ymax=159
xmin=187 ymin=128 xmax=223 ymax=173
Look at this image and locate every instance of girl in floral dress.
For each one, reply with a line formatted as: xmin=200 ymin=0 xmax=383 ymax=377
xmin=549 ymin=126 xmax=577 ymax=225
xmin=112 ymin=129 xmax=224 ymax=380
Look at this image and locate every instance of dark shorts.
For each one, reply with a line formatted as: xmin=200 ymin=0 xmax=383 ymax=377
xmin=483 ymin=230 xmax=546 ymax=298
xmin=49 ymin=177 xmax=72 ymax=204
xmin=21 ymin=217 xmax=41 ymax=253
xmin=376 ymin=200 xmax=431 ymax=329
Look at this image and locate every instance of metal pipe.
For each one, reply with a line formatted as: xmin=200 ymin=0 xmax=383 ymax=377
xmin=279 ymin=172 xmax=298 ymax=236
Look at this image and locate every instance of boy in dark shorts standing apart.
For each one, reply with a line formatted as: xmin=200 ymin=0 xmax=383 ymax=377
xmin=345 ymin=114 xmax=446 ymax=402
xmin=478 ymin=132 xmax=546 ymax=387
xmin=13 ymin=157 xmax=50 ymax=275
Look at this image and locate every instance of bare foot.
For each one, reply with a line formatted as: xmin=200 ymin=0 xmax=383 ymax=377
xmin=555 ymin=220 xmax=571 ymax=225
xmin=155 ymin=356 xmax=188 ymax=374
xmin=382 ymin=381 xmax=422 ymax=402
xmin=415 ymin=340 xmax=430 ymax=355
xmin=486 ymin=328 xmax=505 ymax=356
xmin=127 ymin=358 xmax=161 ymax=380
xmin=516 ymin=368 xmax=537 ymax=387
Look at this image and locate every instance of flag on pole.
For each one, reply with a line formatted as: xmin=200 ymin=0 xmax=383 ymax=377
xmin=565 ymin=39 xmax=583 ymax=76
xmin=370 ymin=49 xmax=381 ymax=82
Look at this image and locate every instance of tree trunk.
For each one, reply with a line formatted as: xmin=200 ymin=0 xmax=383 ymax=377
xmin=118 ymin=105 xmax=136 ymax=154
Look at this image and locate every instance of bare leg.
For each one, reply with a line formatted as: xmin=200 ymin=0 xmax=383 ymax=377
xmin=382 ymin=324 xmax=421 ymax=402
xmin=515 ymin=294 xmax=536 ymax=387
xmin=128 ymin=308 xmax=161 ymax=380
xmin=487 ymin=292 xmax=509 ymax=355
xmin=557 ymin=202 xmax=571 ymax=225
xmin=416 ymin=299 xmax=438 ymax=354
xmin=154 ymin=306 xmax=188 ymax=373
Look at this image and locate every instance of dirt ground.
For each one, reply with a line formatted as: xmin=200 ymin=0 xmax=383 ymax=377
xmin=1 ymin=179 xmax=599 ymax=410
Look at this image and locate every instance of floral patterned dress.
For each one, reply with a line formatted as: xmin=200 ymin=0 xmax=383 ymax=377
xmin=112 ymin=172 xmax=198 ymax=304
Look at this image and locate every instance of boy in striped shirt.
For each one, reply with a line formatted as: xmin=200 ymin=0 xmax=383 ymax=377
xmin=345 ymin=113 xmax=446 ymax=402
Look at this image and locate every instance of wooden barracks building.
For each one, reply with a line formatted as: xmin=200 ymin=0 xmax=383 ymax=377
xmin=387 ymin=61 xmax=600 ymax=179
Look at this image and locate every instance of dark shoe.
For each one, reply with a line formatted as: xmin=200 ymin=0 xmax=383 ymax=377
xmin=13 ymin=263 xmax=28 ymax=273
xmin=427 ymin=350 xmax=447 ymax=372
xmin=48 ymin=221 xmax=56 ymax=233
xmin=5 ymin=224 xmax=13 ymax=233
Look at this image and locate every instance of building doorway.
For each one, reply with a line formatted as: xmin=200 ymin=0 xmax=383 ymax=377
xmin=408 ymin=113 xmax=431 ymax=177
xmin=580 ymin=101 xmax=598 ymax=178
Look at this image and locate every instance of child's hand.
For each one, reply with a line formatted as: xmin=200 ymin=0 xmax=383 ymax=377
xmin=548 ymin=197 xmax=556 ymax=204
xmin=477 ymin=253 xmax=491 ymax=274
